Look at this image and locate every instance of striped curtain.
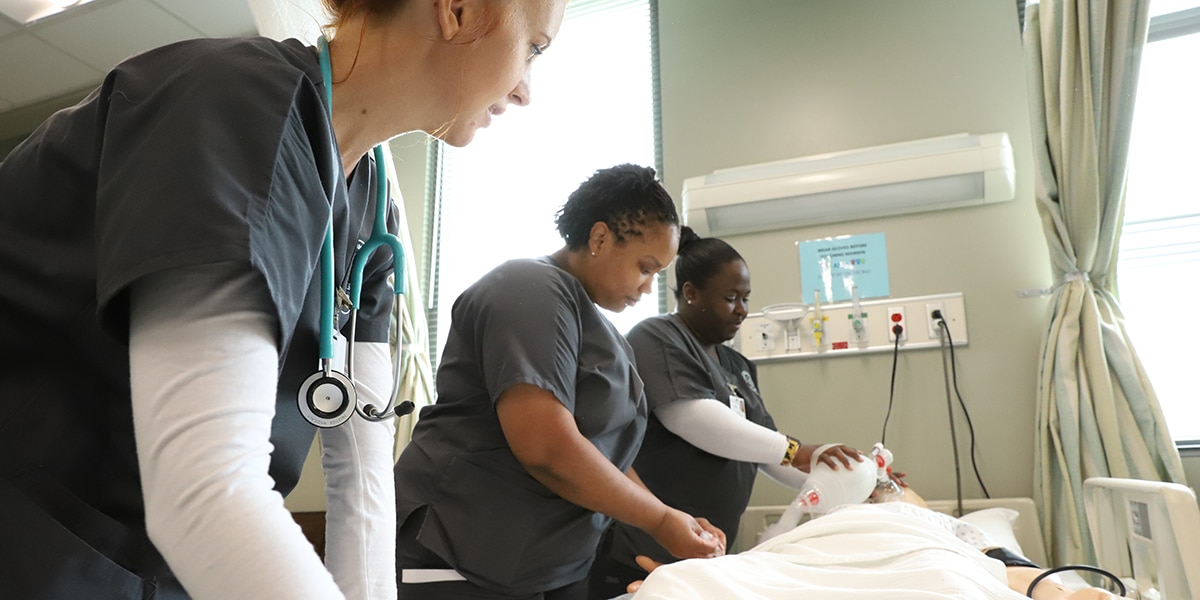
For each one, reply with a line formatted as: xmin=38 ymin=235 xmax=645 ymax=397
xmin=1023 ymin=0 xmax=1187 ymax=566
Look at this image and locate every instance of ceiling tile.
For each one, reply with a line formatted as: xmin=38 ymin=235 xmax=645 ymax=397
xmin=0 ymin=0 xmax=258 ymax=117
xmin=151 ymin=0 xmax=257 ymax=38
xmin=35 ymin=0 xmax=203 ymax=72
xmin=0 ymin=33 xmax=101 ymax=105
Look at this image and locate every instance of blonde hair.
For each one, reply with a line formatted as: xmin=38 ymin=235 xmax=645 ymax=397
xmin=321 ymin=0 xmax=405 ymax=32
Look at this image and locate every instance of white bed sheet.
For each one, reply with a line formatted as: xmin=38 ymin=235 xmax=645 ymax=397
xmin=737 ymin=497 xmax=1048 ymax=566
xmin=632 ymin=503 xmax=1029 ymax=600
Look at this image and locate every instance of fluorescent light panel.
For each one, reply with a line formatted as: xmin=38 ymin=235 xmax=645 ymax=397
xmin=704 ymin=173 xmax=985 ymax=236
xmin=682 ymin=132 xmax=1015 ymax=236
xmin=0 ymin=0 xmax=96 ymax=25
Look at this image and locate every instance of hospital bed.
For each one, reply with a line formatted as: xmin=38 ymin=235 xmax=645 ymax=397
xmin=627 ymin=479 xmax=1199 ymax=599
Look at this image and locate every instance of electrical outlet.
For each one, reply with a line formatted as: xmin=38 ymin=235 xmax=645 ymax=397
xmin=926 ymin=302 xmax=945 ymax=339
xmin=887 ymin=306 xmax=907 ymax=342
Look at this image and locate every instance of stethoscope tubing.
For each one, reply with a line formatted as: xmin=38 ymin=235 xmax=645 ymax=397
xmin=306 ymin=35 xmax=412 ymax=425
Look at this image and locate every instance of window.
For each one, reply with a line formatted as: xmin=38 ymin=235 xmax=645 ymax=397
xmin=1119 ymin=0 xmax=1200 ymax=443
xmin=423 ymin=0 xmax=661 ymax=364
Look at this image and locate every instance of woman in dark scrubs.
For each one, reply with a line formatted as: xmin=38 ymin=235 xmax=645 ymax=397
xmin=588 ymin=227 xmax=865 ymax=599
xmin=394 ymin=164 xmax=727 ymax=600
xmin=0 ymin=1 xmax=566 ymax=598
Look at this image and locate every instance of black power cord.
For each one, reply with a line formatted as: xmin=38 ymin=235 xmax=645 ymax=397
xmin=880 ymin=323 xmax=903 ymax=446
xmin=934 ymin=311 xmax=990 ymax=501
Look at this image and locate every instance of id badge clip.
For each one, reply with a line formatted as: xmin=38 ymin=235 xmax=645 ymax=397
xmin=727 ymin=383 xmax=747 ymax=419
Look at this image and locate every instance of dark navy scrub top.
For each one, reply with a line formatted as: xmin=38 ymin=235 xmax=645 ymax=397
xmin=606 ymin=313 xmax=776 ymax=567
xmin=394 ymin=257 xmax=648 ymax=596
xmin=0 ymin=37 xmax=397 ymax=597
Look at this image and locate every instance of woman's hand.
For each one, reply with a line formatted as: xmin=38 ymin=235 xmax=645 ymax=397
xmin=648 ymin=509 xmax=726 ymax=560
xmin=625 ymin=555 xmax=665 ymax=594
xmin=791 ymin=443 xmax=865 ymax=472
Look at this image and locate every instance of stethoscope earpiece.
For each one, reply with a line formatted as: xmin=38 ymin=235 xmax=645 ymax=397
xmin=298 ymin=369 xmax=357 ymax=428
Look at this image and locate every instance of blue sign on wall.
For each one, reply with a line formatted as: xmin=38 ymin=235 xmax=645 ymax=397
xmin=798 ymin=232 xmax=890 ymax=303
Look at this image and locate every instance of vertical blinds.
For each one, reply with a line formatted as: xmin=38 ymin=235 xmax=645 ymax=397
xmin=423 ymin=0 xmax=661 ymax=365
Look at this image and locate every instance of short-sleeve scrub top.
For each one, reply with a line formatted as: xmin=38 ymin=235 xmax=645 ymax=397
xmin=394 ymin=256 xmax=648 ymax=596
xmin=0 ymin=36 xmax=398 ymax=596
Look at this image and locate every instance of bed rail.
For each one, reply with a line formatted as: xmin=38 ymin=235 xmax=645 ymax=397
xmin=1084 ymin=477 xmax=1200 ymax=600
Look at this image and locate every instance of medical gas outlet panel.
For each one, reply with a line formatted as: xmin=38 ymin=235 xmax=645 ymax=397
xmin=733 ymin=292 xmax=968 ymax=362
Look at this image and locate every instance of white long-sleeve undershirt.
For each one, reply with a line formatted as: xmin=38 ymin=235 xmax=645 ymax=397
xmin=129 ymin=262 xmax=396 ymax=599
xmin=654 ymin=398 xmax=809 ymax=489
xmin=320 ymin=342 xmax=397 ymax=600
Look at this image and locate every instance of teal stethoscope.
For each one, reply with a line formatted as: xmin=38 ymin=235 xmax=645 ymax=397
xmin=297 ymin=36 xmax=414 ymax=428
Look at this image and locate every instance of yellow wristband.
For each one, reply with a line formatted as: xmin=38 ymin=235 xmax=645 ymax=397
xmin=781 ymin=436 xmax=800 ymax=466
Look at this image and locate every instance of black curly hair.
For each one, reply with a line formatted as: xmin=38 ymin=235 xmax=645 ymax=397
xmin=672 ymin=226 xmax=745 ymax=301
xmin=554 ymin=164 xmax=679 ymax=250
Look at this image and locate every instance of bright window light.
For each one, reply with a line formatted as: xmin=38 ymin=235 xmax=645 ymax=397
xmin=425 ymin=0 xmax=659 ymax=365
xmin=1119 ymin=0 xmax=1200 ymax=443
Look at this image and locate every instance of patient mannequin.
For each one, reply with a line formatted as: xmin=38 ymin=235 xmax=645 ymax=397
xmin=625 ymin=487 xmax=1120 ymax=600
xmin=874 ymin=489 xmax=1117 ymax=600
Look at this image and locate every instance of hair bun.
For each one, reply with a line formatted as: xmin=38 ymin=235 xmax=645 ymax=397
xmin=678 ymin=225 xmax=702 ymax=251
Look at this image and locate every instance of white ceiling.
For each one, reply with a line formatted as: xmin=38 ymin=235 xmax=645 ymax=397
xmin=0 ymin=0 xmax=259 ymax=114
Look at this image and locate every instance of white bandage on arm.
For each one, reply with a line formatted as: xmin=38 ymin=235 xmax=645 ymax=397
xmin=654 ymin=398 xmax=791 ymax=465
xmin=130 ymin=262 xmax=344 ymax=599
xmin=320 ymin=341 xmax=398 ymax=600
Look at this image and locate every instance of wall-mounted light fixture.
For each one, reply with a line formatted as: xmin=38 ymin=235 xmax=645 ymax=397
xmin=682 ymin=132 xmax=1015 ymax=236
xmin=0 ymin=0 xmax=95 ymax=25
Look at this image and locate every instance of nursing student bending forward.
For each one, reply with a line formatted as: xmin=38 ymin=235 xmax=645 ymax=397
xmin=393 ymin=165 xmax=725 ymax=600
xmin=588 ymin=228 xmax=864 ymax=599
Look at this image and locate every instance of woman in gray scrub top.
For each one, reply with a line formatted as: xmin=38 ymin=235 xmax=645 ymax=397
xmin=394 ymin=165 xmax=726 ymax=600
xmin=0 ymin=1 xmax=566 ymax=598
xmin=587 ymin=228 xmax=865 ymax=599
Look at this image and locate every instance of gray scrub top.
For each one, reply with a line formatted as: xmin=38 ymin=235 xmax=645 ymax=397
xmin=0 ymin=37 xmax=397 ymax=597
xmin=394 ymin=256 xmax=648 ymax=595
xmin=606 ymin=313 xmax=776 ymax=567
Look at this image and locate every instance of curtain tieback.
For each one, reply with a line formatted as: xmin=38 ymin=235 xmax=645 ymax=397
xmin=1017 ymin=272 xmax=1090 ymax=298
xmin=1060 ymin=271 xmax=1090 ymax=285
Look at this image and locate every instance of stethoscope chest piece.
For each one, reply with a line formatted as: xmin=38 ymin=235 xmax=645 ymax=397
xmin=298 ymin=369 xmax=357 ymax=428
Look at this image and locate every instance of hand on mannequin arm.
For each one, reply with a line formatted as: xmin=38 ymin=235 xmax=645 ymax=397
xmin=496 ymin=384 xmax=725 ymax=559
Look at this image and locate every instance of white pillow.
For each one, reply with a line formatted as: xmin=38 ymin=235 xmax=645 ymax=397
xmin=959 ymin=507 xmax=1025 ymax=557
